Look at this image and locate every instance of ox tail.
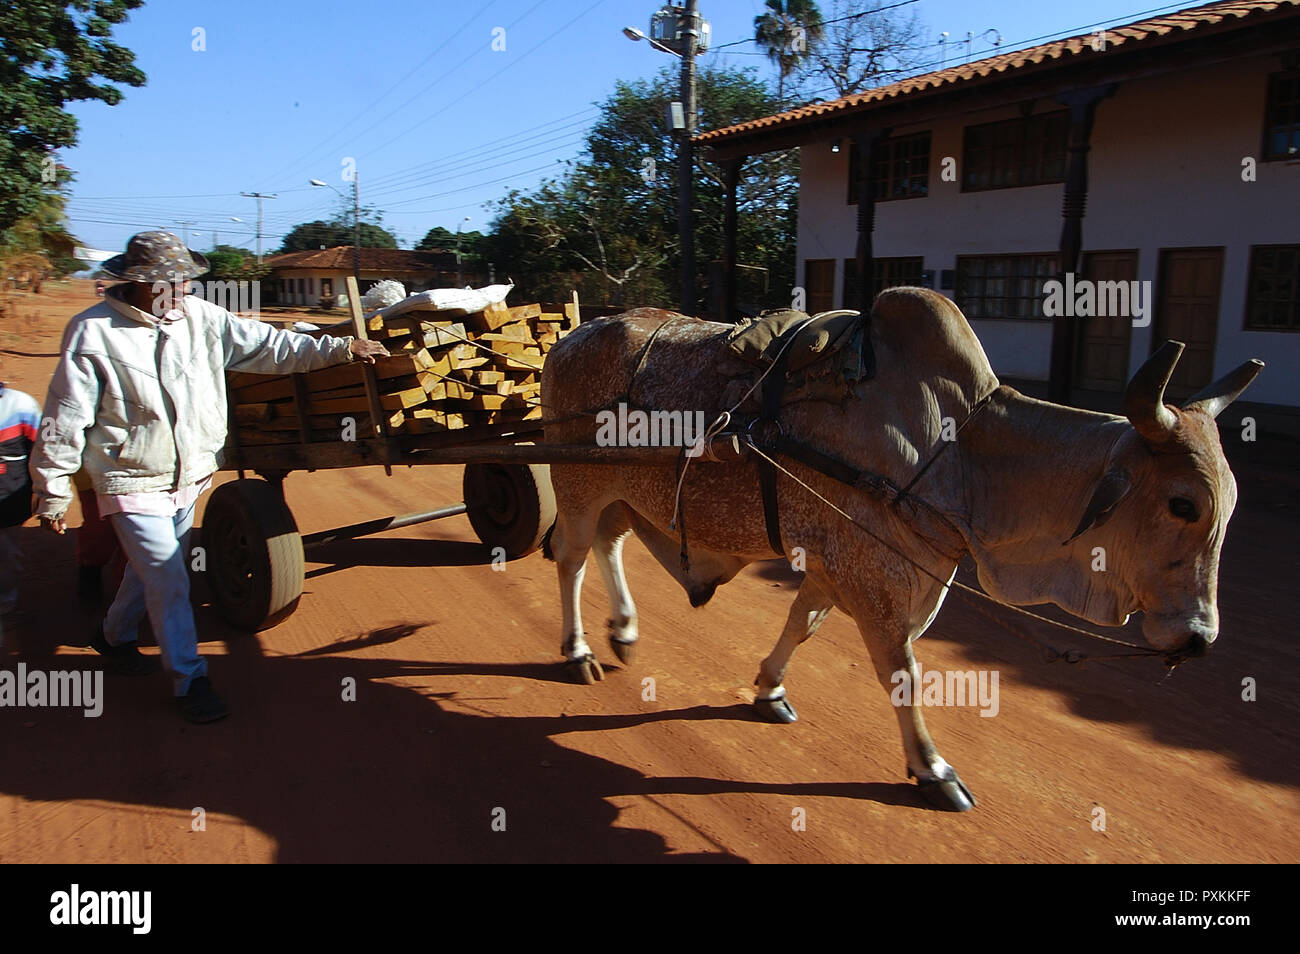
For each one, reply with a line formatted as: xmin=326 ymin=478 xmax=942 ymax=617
xmin=540 ymin=520 xmax=557 ymax=561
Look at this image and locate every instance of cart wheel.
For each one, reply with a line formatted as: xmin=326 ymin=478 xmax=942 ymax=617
xmin=202 ymin=478 xmax=304 ymax=630
xmin=463 ymin=463 xmax=557 ymax=559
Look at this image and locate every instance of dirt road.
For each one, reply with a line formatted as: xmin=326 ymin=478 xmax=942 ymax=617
xmin=1 ymin=282 xmax=1296 ymax=863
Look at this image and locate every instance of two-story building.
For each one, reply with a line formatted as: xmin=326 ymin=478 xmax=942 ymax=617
xmin=698 ymin=0 xmax=1300 ymax=425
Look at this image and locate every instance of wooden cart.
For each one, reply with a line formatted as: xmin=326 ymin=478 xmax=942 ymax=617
xmin=206 ymin=279 xmax=689 ymax=630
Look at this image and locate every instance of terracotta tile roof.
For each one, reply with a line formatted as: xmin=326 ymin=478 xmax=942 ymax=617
xmin=263 ymin=246 xmax=455 ymax=271
xmin=697 ymin=0 xmax=1299 ymax=146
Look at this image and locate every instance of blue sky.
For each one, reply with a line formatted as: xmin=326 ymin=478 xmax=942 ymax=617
xmin=62 ymin=0 xmax=1197 ymax=255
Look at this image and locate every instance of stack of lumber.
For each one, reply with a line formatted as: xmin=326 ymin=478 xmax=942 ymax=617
xmin=225 ymin=296 xmax=579 ymax=445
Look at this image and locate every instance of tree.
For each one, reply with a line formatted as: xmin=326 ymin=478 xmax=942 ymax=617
xmin=417 ymin=225 xmax=485 ymax=266
xmin=0 ymin=186 xmax=80 ymax=295
xmin=485 ymin=65 xmax=797 ymax=313
xmin=794 ymin=0 xmax=928 ymax=99
xmin=278 ymin=219 xmax=397 ymax=253
xmin=201 ymin=244 xmax=254 ymax=281
xmin=0 ymin=1 xmax=146 ymax=236
xmin=754 ymin=0 xmax=824 ymax=107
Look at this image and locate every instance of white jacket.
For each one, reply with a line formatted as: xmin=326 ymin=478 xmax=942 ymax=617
xmin=30 ymin=288 xmax=355 ymax=518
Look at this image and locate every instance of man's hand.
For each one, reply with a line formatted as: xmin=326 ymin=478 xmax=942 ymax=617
xmin=41 ymin=514 xmax=67 ymax=535
xmin=349 ymin=339 xmax=390 ymax=364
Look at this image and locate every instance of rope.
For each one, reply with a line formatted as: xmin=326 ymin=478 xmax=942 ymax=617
xmin=741 ymin=438 xmax=1162 ymax=663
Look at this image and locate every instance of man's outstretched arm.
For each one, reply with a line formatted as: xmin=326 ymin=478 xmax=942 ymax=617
xmin=221 ymin=308 xmax=388 ymax=373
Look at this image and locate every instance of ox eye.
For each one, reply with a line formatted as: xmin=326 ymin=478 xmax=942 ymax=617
xmin=1169 ymin=497 xmax=1198 ymax=522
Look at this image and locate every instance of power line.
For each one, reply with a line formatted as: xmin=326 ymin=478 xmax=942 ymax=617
xmin=253 ymin=0 xmax=510 ymax=192
xmin=357 ymin=0 xmax=611 ymax=159
xmin=746 ymin=0 xmax=1198 ymax=105
xmin=713 ymin=0 xmax=922 ymax=51
xmin=364 ymin=109 xmax=599 ymax=192
xmin=365 ymin=131 xmax=588 ymax=200
xmin=383 ymin=158 xmax=572 ymax=212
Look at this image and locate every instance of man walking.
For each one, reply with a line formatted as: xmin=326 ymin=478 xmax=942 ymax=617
xmin=29 ymin=231 xmax=388 ymax=722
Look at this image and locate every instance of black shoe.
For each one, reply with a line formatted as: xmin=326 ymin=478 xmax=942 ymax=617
xmin=178 ymin=677 xmax=229 ymax=724
xmin=89 ymin=623 xmax=161 ymax=676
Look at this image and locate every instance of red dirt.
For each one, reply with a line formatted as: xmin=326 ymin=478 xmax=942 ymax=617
xmin=1 ymin=280 xmax=1296 ymax=863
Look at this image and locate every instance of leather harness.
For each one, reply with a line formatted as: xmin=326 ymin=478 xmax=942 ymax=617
xmin=622 ymin=310 xmax=992 ymax=566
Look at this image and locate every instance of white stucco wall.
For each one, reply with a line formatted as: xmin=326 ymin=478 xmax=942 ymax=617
xmin=797 ymin=53 xmax=1300 ymax=406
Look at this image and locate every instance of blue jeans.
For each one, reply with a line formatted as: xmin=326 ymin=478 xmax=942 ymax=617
xmin=105 ymin=499 xmax=206 ymax=696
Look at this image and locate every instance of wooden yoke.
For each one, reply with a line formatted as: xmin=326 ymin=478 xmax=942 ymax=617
xmin=346 ymin=275 xmax=393 ymax=475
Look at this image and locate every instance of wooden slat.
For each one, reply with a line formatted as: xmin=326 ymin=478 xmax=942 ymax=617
xmin=347 ymin=276 xmax=392 ymax=473
xmin=290 ymin=373 xmax=314 ymax=444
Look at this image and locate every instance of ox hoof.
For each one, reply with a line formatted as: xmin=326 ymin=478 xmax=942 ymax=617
xmin=566 ymin=654 xmax=605 ymax=685
xmin=610 ymin=636 xmax=637 ymax=665
xmin=911 ymin=767 xmax=977 ymax=812
xmin=755 ymin=695 xmax=798 ymax=724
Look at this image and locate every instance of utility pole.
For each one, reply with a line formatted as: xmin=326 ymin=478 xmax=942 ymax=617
xmin=352 ymin=173 xmax=361 ymax=284
xmin=678 ymin=0 xmax=699 ymax=316
xmin=240 ymin=191 xmax=278 ymax=263
xmin=623 ymin=4 xmax=707 ymax=314
xmin=177 ymin=220 xmax=197 ymax=248
xmin=456 ymin=216 xmax=471 ymax=286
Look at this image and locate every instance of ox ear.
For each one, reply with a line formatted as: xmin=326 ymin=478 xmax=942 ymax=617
xmin=1064 ymin=470 xmax=1132 ymax=544
xmin=1182 ymin=359 xmax=1265 ymax=419
xmin=1124 ymin=341 xmax=1183 ymax=444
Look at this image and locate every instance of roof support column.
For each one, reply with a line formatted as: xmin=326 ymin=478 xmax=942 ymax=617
xmin=852 ymin=129 xmax=888 ymax=377
xmin=720 ymin=156 xmax=742 ymax=322
xmin=1048 ymin=84 xmax=1116 ymax=403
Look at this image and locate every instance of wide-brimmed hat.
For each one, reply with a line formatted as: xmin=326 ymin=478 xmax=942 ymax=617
xmin=102 ymin=231 xmax=210 ymax=282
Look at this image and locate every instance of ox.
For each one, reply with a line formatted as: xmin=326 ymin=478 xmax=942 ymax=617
xmin=540 ymin=287 xmax=1262 ymax=811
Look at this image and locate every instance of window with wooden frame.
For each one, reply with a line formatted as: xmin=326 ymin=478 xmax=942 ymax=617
xmin=955 ymin=254 xmax=1059 ymax=319
xmin=1245 ymin=244 xmax=1299 ymax=330
xmin=846 ymin=133 xmax=931 ymax=204
xmin=1263 ymin=70 xmax=1300 ymax=160
xmin=961 ymin=111 xmax=1068 ymax=191
xmin=843 ymin=256 xmax=924 ymax=307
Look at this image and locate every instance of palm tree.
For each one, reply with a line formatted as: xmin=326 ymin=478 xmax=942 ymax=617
xmin=753 ymin=0 xmax=825 ymax=107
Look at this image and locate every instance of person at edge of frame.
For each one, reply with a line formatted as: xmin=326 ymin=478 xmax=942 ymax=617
xmin=0 ymin=381 xmax=40 ymax=650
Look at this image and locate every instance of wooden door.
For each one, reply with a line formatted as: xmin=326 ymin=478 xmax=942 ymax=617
xmin=1076 ymin=250 xmax=1138 ymax=392
xmin=804 ymin=259 xmax=835 ymax=314
xmin=1155 ymin=248 xmax=1224 ymax=396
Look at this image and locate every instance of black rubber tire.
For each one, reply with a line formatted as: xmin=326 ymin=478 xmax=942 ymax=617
xmin=201 ymin=478 xmax=304 ymax=630
xmin=463 ymin=463 xmax=557 ymax=559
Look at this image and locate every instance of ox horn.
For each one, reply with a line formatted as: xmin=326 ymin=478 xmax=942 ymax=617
xmin=1182 ymin=359 xmax=1265 ymax=419
xmin=1124 ymin=340 xmax=1184 ymax=443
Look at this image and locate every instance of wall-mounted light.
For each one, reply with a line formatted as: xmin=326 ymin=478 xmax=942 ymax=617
xmin=831 ymin=139 xmax=842 ymax=154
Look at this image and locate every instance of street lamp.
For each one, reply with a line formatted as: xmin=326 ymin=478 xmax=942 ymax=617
xmin=624 ymin=1 xmax=708 ymax=316
xmin=310 ymin=175 xmax=361 ymax=283
xmin=622 ymin=25 xmax=678 ymax=55
xmin=214 ymin=217 xmax=243 ymax=249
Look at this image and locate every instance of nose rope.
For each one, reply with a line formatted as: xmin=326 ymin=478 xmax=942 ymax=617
xmin=742 ymin=439 xmax=1172 ymax=666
